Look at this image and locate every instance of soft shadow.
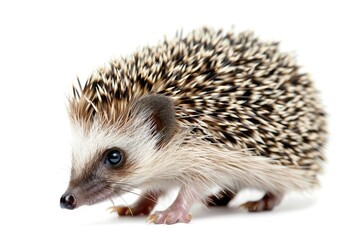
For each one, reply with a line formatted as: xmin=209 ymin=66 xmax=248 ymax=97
xmin=273 ymin=195 xmax=318 ymax=213
xmin=193 ymin=195 xmax=318 ymax=219
xmin=83 ymin=195 xmax=318 ymax=224
xmin=84 ymin=214 xmax=148 ymax=226
xmin=193 ymin=206 xmax=242 ymax=219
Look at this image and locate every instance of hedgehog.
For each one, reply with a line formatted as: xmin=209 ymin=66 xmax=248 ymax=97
xmin=60 ymin=27 xmax=327 ymax=224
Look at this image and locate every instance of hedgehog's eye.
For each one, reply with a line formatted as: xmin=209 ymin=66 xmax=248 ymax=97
xmin=104 ymin=149 xmax=124 ymax=166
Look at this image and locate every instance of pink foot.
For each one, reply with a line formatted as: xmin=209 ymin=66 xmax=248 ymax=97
xmin=146 ymin=186 xmax=197 ymax=224
xmin=147 ymin=210 xmax=192 ymax=224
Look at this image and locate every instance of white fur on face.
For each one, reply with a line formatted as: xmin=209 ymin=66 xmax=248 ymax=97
xmin=71 ymin=113 xmax=159 ymax=180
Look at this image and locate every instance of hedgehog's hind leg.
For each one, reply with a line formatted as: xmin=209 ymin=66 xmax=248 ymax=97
xmin=110 ymin=191 xmax=161 ymax=216
xmin=205 ymin=189 xmax=236 ymax=207
xmin=241 ymin=192 xmax=284 ymax=212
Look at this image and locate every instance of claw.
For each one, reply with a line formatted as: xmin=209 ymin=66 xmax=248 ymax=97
xmin=240 ymin=201 xmax=262 ymax=212
xmin=240 ymin=202 xmax=248 ymax=210
xmin=147 ymin=212 xmax=192 ymax=224
xmin=146 ymin=214 xmax=159 ymax=223
xmin=125 ymin=208 xmax=133 ymax=216
xmin=108 ymin=206 xmax=134 ymax=216
xmin=107 ymin=206 xmax=117 ymax=213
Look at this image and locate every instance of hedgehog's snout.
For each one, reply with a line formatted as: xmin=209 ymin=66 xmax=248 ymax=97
xmin=60 ymin=193 xmax=77 ymax=210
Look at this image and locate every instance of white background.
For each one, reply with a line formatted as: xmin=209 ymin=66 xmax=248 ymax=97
xmin=0 ymin=0 xmax=359 ymax=239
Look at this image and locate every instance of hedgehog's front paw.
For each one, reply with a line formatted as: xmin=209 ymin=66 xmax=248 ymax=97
xmin=147 ymin=210 xmax=192 ymax=224
xmin=110 ymin=204 xmax=154 ymax=216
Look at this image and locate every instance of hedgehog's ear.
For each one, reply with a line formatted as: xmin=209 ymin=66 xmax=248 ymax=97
xmin=131 ymin=94 xmax=177 ymax=147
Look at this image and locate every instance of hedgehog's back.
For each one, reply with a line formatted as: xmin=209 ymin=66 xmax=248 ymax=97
xmin=73 ymin=27 xmax=326 ymax=174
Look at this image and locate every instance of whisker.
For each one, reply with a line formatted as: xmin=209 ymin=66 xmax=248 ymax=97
xmin=104 ymin=181 xmax=164 ymax=207
xmin=119 ymin=195 xmax=133 ymax=216
xmin=99 ymin=187 xmax=115 ymax=207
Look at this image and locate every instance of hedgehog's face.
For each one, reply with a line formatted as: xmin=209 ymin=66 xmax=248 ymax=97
xmin=60 ymin=95 xmax=177 ymax=210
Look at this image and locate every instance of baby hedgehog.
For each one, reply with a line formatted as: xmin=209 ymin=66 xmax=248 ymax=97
xmin=60 ymin=27 xmax=327 ymax=224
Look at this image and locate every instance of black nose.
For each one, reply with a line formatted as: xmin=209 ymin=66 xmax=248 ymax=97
xmin=60 ymin=193 xmax=76 ymax=210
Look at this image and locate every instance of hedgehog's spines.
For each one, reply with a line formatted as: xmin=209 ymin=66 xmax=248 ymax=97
xmin=69 ymin=27 xmax=326 ymax=176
